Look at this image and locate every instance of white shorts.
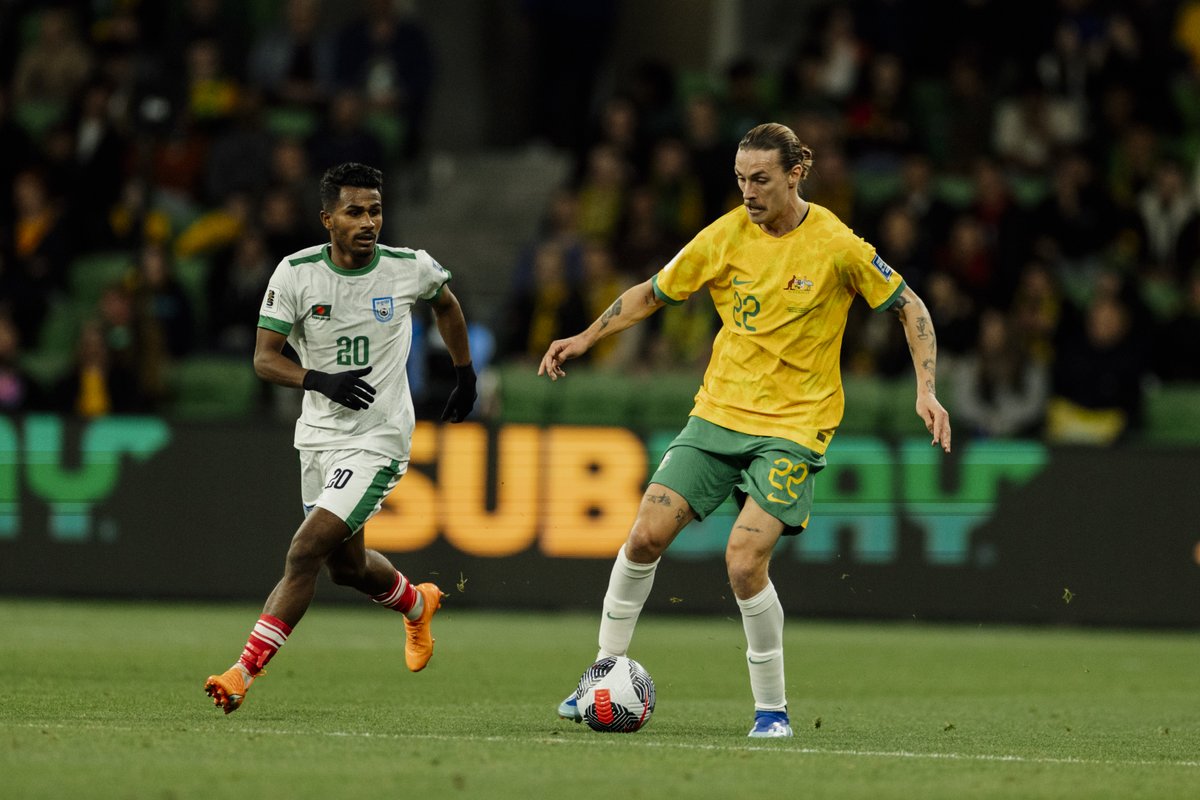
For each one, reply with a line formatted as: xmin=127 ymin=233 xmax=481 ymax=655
xmin=299 ymin=449 xmax=408 ymax=535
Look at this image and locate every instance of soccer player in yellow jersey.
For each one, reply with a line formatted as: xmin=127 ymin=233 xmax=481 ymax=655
xmin=539 ymin=123 xmax=951 ymax=738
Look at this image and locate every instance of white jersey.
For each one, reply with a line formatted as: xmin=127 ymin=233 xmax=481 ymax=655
xmin=257 ymin=242 xmax=450 ymax=460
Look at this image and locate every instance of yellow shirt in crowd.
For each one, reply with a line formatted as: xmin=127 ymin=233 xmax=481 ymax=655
xmin=652 ymin=202 xmax=905 ymax=453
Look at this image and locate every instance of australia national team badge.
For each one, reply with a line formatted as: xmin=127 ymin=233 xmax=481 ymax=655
xmin=372 ymin=296 xmax=394 ymax=322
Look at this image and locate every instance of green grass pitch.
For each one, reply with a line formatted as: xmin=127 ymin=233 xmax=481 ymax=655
xmin=1 ymin=598 xmax=1197 ymax=799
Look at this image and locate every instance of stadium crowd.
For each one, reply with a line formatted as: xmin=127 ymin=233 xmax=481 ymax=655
xmin=1 ymin=0 xmax=1199 ymax=445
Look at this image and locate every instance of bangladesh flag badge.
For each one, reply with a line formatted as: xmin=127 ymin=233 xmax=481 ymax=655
xmin=311 ymin=304 xmax=332 ymax=319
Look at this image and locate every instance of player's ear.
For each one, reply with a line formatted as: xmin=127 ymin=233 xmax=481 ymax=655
xmin=319 ymin=209 xmax=332 ymax=231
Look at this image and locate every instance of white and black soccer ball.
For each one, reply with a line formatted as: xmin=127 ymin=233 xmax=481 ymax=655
xmin=574 ymin=656 xmax=656 ymax=733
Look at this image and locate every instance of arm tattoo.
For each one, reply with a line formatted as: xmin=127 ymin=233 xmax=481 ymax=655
xmin=890 ymin=295 xmax=910 ymax=318
xmin=646 ymin=492 xmax=672 ymax=506
xmin=598 ymin=297 xmax=622 ymax=331
xmin=915 ymin=315 xmax=930 ymax=340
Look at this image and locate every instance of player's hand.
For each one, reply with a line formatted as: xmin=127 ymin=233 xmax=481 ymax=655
xmin=441 ymin=363 xmax=477 ymax=423
xmin=303 ymin=366 xmax=376 ymax=410
xmin=917 ymin=393 xmax=951 ymax=453
xmin=538 ymin=335 xmax=589 ymax=381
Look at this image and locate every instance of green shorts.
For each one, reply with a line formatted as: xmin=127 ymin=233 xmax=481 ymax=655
xmin=650 ymin=416 xmax=826 ymax=536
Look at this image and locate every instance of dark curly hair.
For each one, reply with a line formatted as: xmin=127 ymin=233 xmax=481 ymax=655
xmin=319 ymin=162 xmax=383 ymax=210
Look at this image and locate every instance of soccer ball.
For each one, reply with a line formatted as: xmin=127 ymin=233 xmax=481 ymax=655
xmin=574 ymin=656 xmax=656 ymax=733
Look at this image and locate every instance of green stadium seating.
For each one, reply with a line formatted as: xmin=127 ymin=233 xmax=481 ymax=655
xmin=1142 ymin=383 xmax=1200 ymax=445
xmin=264 ymin=106 xmax=319 ymax=140
xmin=169 ymin=356 xmax=260 ymax=421
xmin=174 ymin=257 xmax=210 ymax=333
xmin=13 ymin=99 xmax=65 ymax=137
xmin=496 ymin=363 xmax=557 ymax=424
xmin=69 ymin=251 xmax=131 ymax=308
xmin=555 ymin=368 xmax=637 ymax=426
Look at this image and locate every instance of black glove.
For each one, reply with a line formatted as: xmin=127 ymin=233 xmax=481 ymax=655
xmin=441 ymin=363 xmax=477 ymax=423
xmin=303 ymin=366 xmax=376 ymax=410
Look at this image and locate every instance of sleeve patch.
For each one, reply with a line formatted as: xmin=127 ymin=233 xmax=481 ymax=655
xmin=872 ymin=254 xmax=894 ymax=280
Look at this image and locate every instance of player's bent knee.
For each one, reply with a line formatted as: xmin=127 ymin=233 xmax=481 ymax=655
xmin=625 ymin=526 xmax=670 ymax=563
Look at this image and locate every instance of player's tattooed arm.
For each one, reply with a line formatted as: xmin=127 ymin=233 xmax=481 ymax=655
xmin=598 ymin=298 xmax=623 ymax=331
xmin=891 ymin=284 xmax=951 ymax=452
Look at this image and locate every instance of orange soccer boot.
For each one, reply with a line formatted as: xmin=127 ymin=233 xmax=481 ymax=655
xmin=404 ymin=582 xmax=444 ymax=672
xmin=204 ymin=664 xmax=253 ymax=714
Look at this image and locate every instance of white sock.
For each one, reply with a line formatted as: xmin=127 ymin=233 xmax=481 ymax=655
xmin=737 ymin=580 xmax=787 ymax=711
xmin=596 ymin=545 xmax=659 ymax=659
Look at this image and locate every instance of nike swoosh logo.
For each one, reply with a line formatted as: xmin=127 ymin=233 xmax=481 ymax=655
xmin=732 ymin=277 xmax=753 ymax=286
xmin=766 ymin=493 xmax=790 ymax=505
xmin=605 ymin=612 xmax=634 ymax=620
xmin=748 ymin=656 xmax=775 ymax=664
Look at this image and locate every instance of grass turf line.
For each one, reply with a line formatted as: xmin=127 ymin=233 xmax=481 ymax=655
xmin=0 ymin=599 xmax=1196 ymax=799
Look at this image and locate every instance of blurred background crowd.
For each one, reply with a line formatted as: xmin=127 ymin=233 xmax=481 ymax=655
xmin=1 ymin=0 xmax=1199 ymax=445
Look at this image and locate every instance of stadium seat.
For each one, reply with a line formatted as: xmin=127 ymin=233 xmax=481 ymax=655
xmin=264 ymin=106 xmax=319 ymax=140
xmin=839 ymin=374 xmax=890 ymax=435
xmin=630 ymin=371 xmax=699 ymax=434
xmin=495 ymin=363 xmax=557 ymax=424
xmin=13 ymin=99 xmax=65 ymax=137
xmin=169 ymin=356 xmax=260 ymax=421
xmin=174 ymin=257 xmax=211 ymax=334
xmin=555 ymin=367 xmax=637 ymax=426
xmin=69 ymin=252 xmax=131 ymax=308
xmin=1142 ymin=383 xmax=1200 ymax=445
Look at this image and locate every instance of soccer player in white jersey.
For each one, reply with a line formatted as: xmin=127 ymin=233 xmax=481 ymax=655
xmin=205 ymin=162 xmax=477 ymax=714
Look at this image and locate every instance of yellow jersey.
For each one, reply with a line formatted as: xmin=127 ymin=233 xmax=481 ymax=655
xmin=652 ymin=202 xmax=905 ymax=453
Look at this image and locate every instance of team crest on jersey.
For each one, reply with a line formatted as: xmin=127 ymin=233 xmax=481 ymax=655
xmin=372 ymin=296 xmax=394 ymax=322
xmin=872 ymin=254 xmax=894 ymax=279
xmin=785 ymin=275 xmax=814 ymax=292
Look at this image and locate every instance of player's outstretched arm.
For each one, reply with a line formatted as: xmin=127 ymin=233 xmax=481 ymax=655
xmin=889 ymin=285 xmax=952 ymax=453
xmin=538 ymin=279 xmax=664 ymax=381
xmin=430 ymin=285 xmax=476 ymax=422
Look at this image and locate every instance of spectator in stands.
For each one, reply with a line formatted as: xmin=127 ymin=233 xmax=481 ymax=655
xmin=1047 ymin=290 xmax=1146 ymax=445
xmin=1009 ymin=259 xmax=1064 ymax=366
xmin=269 ymin=137 xmax=321 ymax=214
xmin=260 ymin=185 xmax=315 ymax=258
xmin=182 ymin=37 xmax=242 ymax=129
xmin=4 ymin=169 xmax=73 ymax=347
xmin=952 ymin=308 xmax=1049 ymax=439
xmin=175 ymin=190 xmax=252 ymax=261
xmin=307 ymin=89 xmax=387 ymax=174
xmin=0 ymin=88 xmax=34 ymax=222
xmin=333 ymin=0 xmax=434 ymax=163
xmin=645 ymin=137 xmax=704 ymax=241
xmin=94 ymin=283 xmax=169 ymax=411
xmin=684 ymin=93 xmax=739 ymax=221
xmin=1136 ymin=159 xmax=1199 ymax=275
xmin=615 ymin=185 xmax=682 ymax=280
xmin=208 ymin=231 xmax=274 ymax=354
xmin=720 ymin=57 xmax=771 ymax=141
xmin=205 ymin=90 xmax=275 ymax=204
xmin=844 ymin=51 xmax=914 ymax=170
xmin=803 ymin=144 xmax=857 ymax=227
xmin=247 ymin=0 xmax=335 ymax=108
xmin=575 ymin=143 xmax=630 ymax=244
xmin=12 ymin=6 xmax=93 ymax=106
xmin=0 ymin=312 xmax=47 ymax=413
xmin=130 ymin=242 xmax=196 ymax=358
xmin=499 ymin=241 xmax=587 ymax=363
xmin=942 ymin=55 xmax=995 ymax=173
xmin=70 ymin=79 xmax=130 ymax=249
xmin=55 ymin=318 xmax=142 ymax=417
xmin=891 ymin=153 xmax=954 ymax=256
xmin=1149 ymin=267 xmax=1200 ymax=381
xmin=992 ymin=78 xmax=1085 ymax=174
xmin=1032 ymin=150 xmax=1113 ymax=267
xmin=161 ymin=0 xmax=247 ymax=83
xmin=579 ymin=94 xmax=646 ymax=180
